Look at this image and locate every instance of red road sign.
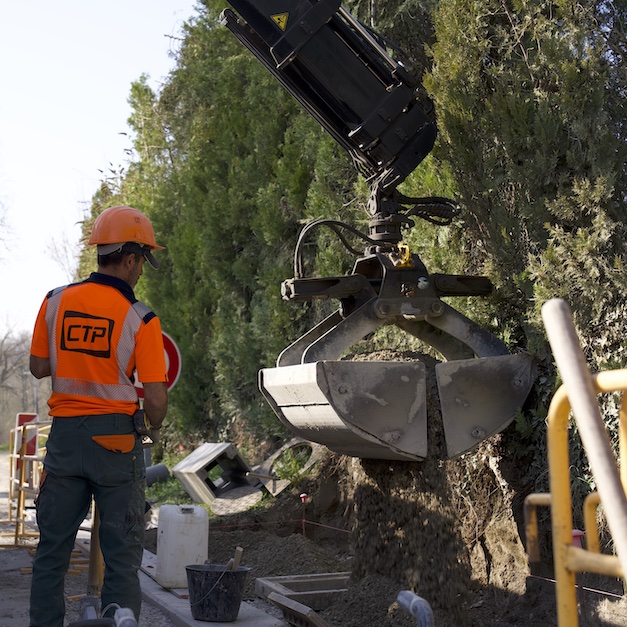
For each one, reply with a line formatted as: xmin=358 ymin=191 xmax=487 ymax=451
xmin=134 ymin=331 xmax=182 ymax=399
xmin=14 ymin=412 xmax=39 ymax=473
xmin=15 ymin=412 xmax=39 ymax=456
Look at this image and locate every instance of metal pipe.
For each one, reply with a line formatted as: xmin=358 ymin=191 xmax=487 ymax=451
xmin=565 ymin=546 xmax=623 ymax=579
xmin=542 ymin=299 xmax=627 ymax=574
xmin=620 ymin=393 xmax=627 ymax=490
xmin=546 ymin=385 xmax=578 ymax=625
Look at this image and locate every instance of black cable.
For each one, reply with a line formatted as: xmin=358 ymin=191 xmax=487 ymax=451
xmin=292 ymin=198 xmax=462 ymax=276
xmin=399 ymin=196 xmax=461 ymax=226
xmin=293 ymin=219 xmax=377 ymax=278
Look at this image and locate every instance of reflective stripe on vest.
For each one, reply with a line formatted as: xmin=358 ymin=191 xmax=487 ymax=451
xmin=44 ymin=285 xmax=149 ymax=403
xmin=52 ymin=377 xmax=139 ymax=402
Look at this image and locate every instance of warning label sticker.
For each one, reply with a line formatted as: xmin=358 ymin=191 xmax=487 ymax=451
xmin=271 ymin=12 xmax=289 ymax=30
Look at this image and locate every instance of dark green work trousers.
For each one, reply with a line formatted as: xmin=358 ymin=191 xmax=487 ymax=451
xmin=29 ymin=414 xmax=146 ymax=627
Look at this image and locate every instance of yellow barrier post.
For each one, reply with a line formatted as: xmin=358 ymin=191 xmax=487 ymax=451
xmin=583 ymin=492 xmax=601 ymax=554
xmin=523 ymin=493 xmax=552 ymax=563
xmin=542 ymin=299 xmax=627 ymax=627
xmin=546 ymin=385 xmax=579 ymax=625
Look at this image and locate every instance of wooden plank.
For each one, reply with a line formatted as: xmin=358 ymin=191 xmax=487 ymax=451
xmin=267 ymin=592 xmax=332 ymax=627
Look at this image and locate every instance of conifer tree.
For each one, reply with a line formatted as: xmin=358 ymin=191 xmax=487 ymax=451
xmin=425 ymin=0 xmax=627 ymax=357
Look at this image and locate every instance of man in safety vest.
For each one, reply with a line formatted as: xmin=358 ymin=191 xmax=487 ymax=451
xmin=28 ymin=206 xmax=168 ymax=626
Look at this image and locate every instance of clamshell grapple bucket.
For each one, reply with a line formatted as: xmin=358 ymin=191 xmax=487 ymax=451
xmin=260 ymin=327 xmax=535 ymax=461
xmin=259 ymin=252 xmax=537 ymax=461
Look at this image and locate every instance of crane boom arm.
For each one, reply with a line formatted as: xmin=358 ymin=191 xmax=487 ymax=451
xmin=221 ymin=0 xmax=436 ymax=191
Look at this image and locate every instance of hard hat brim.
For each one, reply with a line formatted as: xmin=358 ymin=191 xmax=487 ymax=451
xmin=97 ymin=242 xmax=161 ymax=270
xmin=143 ymin=249 xmax=160 ymax=270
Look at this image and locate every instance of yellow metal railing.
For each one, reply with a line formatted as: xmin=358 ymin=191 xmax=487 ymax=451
xmin=3 ymin=420 xmax=51 ymax=545
xmin=524 ymin=299 xmax=627 ymax=627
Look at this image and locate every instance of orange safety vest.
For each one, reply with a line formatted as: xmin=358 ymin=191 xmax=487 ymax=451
xmin=31 ymin=273 xmax=167 ymax=417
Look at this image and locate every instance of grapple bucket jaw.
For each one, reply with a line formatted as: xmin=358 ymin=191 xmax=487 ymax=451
xmin=260 ymin=360 xmax=429 ymax=461
xmin=260 ymin=350 xmax=535 ymax=461
xmin=436 ymin=353 xmax=536 ymax=457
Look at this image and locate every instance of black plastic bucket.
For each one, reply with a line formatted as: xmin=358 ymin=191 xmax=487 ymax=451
xmin=186 ymin=563 xmax=250 ymax=622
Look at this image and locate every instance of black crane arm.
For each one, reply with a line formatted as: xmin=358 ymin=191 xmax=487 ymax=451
xmin=221 ymin=0 xmax=537 ymax=463
xmin=220 ymin=0 xmax=436 ymax=193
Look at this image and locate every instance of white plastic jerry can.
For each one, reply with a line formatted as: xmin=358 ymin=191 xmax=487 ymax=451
xmin=155 ymin=504 xmax=209 ymax=588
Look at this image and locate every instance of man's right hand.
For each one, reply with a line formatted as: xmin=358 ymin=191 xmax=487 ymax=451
xmin=133 ymin=409 xmax=161 ymax=444
xmin=141 ymin=381 xmax=168 ymax=429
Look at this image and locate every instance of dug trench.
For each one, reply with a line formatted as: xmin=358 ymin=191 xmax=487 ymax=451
xmin=147 ymin=351 xmax=627 ymax=626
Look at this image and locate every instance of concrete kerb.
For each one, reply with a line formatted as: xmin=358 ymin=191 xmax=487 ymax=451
xmin=139 ymin=570 xmax=287 ymax=627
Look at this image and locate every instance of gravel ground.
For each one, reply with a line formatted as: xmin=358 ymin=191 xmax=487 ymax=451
xmin=0 ymin=451 xmax=176 ymax=626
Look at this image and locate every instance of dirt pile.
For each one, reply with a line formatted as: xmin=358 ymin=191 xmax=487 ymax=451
xmin=149 ymin=452 xmax=627 ymax=626
xmin=205 ymin=529 xmax=350 ymax=598
xmin=153 ymin=351 xmax=627 ymax=625
xmin=348 ymin=457 xmax=472 ymax=624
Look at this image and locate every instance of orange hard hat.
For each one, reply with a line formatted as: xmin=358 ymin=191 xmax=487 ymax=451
xmin=88 ymin=206 xmax=165 ymax=250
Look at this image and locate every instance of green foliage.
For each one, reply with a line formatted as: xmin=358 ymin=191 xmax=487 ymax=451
xmin=424 ymin=0 xmax=627 ymax=524
xmin=82 ymin=1 xmax=359 ymax=441
xmin=426 ymin=0 xmax=626 ymax=343
xmin=346 ymin=0 xmax=437 ymax=80
xmin=81 ymin=0 xmax=626 ymax=534
xmin=146 ymin=476 xmax=193 ymax=506
xmin=273 ymin=445 xmax=313 ymax=483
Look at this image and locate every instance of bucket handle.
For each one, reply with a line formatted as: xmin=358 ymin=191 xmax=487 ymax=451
xmin=189 ymin=568 xmax=229 ymax=606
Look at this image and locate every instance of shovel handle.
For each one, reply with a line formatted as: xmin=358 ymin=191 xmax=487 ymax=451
xmin=231 ymin=546 xmax=244 ymax=570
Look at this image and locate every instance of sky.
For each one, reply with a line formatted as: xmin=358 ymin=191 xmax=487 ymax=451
xmin=0 ymin=0 xmax=199 ymax=336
